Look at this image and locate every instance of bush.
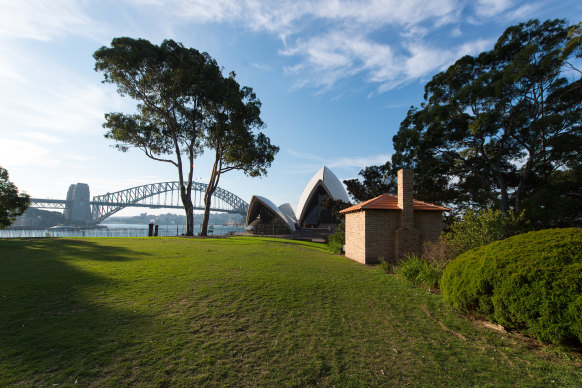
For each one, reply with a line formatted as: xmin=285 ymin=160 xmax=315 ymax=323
xmin=396 ymin=254 xmax=441 ymax=291
xmin=379 ymin=257 xmax=395 ymax=274
xmin=421 ymin=238 xmax=456 ymax=269
xmin=441 ymin=228 xmax=582 ymax=345
xmin=444 ymin=209 xmax=526 ymax=257
xmin=327 ymin=222 xmax=345 ymax=254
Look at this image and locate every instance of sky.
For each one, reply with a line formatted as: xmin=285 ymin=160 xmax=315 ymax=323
xmin=1 ymin=0 xmax=580 ymax=217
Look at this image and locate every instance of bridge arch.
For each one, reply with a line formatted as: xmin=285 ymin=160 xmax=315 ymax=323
xmin=91 ymin=181 xmax=248 ymax=223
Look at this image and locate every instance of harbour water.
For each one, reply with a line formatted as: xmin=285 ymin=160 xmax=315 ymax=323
xmin=0 ymin=223 xmax=246 ymax=238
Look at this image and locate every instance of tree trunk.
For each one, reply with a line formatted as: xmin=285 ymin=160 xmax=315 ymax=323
xmin=497 ymin=175 xmax=510 ymax=213
xmin=200 ymin=151 xmax=221 ymax=236
xmin=180 ymin=185 xmax=195 ymax=235
xmin=200 ymin=187 xmax=215 ymax=236
xmin=514 ymin=155 xmax=534 ymax=214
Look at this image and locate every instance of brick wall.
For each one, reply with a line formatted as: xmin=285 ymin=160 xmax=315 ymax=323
xmin=344 ymin=210 xmax=366 ymax=264
xmin=414 ymin=211 xmax=444 ymax=244
xmin=398 ymin=169 xmax=414 ymax=229
xmin=345 ymin=209 xmax=446 ymax=265
xmin=343 ymin=168 xmax=446 ymax=265
xmin=363 ymin=210 xmax=399 ymax=264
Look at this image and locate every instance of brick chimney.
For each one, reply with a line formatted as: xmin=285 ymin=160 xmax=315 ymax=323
xmin=397 ymin=169 xmax=413 ymax=229
xmin=395 ymin=168 xmax=419 ymax=259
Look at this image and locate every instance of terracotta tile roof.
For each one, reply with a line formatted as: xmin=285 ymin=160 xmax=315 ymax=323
xmin=340 ymin=194 xmax=451 ymax=213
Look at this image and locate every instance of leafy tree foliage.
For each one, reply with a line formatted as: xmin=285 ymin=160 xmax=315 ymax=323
xmin=392 ymin=19 xmax=582 ymax=215
xmin=343 ymin=162 xmax=396 ymax=202
xmin=95 ymin=38 xmax=277 ymax=236
xmin=522 ymin=166 xmax=582 ymax=228
xmin=444 ymin=209 xmax=526 ymax=258
xmin=0 ymin=167 xmax=30 ymax=229
xmin=321 ymin=197 xmax=351 ymax=219
xmin=199 ymin=73 xmax=278 ymax=236
xmin=94 ymin=38 xmax=219 ymax=235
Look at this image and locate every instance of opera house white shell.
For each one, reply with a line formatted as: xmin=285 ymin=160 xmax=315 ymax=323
xmin=246 ymin=195 xmax=296 ymax=234
xmin=296 ymin=166 xmax=350 ymax=226
xmin=245 ymin=166 xmax=350 ymax=234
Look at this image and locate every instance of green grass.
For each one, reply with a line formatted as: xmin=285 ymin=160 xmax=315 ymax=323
xmin=0 ymin=237 xmax=580 ymax=386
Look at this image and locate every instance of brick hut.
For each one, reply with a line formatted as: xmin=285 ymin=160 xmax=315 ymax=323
xmin=340 ymin=169 xmax=450 ymax=265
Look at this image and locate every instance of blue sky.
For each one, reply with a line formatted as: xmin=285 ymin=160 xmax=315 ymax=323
xmin=1 ymin=0 xmax=580 ymax=216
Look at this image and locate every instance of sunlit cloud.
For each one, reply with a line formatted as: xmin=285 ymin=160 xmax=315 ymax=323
xmin=19 ymin=132 xmax=64 ymax=144
xmin=474 ymin=0 xmax=513 ymax=18
xmin=0 ymin=0 xmax=102 ymax=41
xmin=283 ymin=32 xmax=493 ymax=92
xmin=288 ymin=149 xmax=391 ymax=170
xmin=0 ymin=138 xmax=60 ymax=168
xmin=0 ymin=0 xmax=538 ymax=95
xmin=0 ymin=42 xmax=123 ymax=135
xmin=118 ymin=0 xmax=515 ymax=92
xmin=251 ymin=63 xmax=272 ymax=71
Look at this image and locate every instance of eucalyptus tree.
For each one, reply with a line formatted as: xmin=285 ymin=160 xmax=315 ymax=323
xmin=343 ymin=162 xmax=396 ymax=202
xmin=94 ymin=38 xmax=222 ymax=235
xmin=392 ymin=19 xmax=582 ymax=213
xmin=199 ymin=73 xmax=278 ymax=236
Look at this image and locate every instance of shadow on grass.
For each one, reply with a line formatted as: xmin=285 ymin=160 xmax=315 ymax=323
xmin=11 ymin=238 xmax=146 ymax=261
xmin=0 ymin=239 xmax=152 ymax=385
xmin=252 ymin=237 xmax=331 ymax=253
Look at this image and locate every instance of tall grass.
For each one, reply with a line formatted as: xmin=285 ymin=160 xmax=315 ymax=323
xmin=395 ymin=254 xmax=441 ymax=291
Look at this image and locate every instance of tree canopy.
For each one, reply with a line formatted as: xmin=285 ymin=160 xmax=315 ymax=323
xmin=94 ymin=38 xmax=277 ymax=235
xmin=0 ymin=167 xmax=30 ymax=229
xmin=392 ymin=19 xmax=581 ymax=216
xmin=199 ymin=72 xmax=279 ymax=236
xmin=343 ymin=162 xmax=395 ymax=203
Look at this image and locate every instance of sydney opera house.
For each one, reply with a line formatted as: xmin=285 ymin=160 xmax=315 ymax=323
xmin=246 ymin=167 xmax=350 ymax=235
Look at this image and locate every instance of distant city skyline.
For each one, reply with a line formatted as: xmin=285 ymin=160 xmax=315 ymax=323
xmin=1 ymin=0 xmax=580 ymax=216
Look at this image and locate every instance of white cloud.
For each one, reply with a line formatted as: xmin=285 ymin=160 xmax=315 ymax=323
xmin=288 ymin=149 xmax=391 ymax=170
xmin=0 ymin=138 xmax=60 ymax=168
xmin=0 ymin=0 xmax=101 ymax=41
xmin=0 ymin=0 xmax=507 ymax=94
xmin=283 ymin=30 xmax=493 ymax=92
xmin=19 ymin=132 xmax=64 ymax=144
xmin=328 ymin=154 xmax=392 ymax=169
xmin=282 ymin=31 xmax=396 ymax=90
xmin=503 ymin=3 xmax=541 ymax=20
xmin=251 ymin=63 xmax=272 ymax=71
xmin=474 ymin=0 xmax=513 ymax=18
xmin=0 ymin=42 xmax=123 ymax=136
xmin=119 ymin=0 xmax=469 ymax=91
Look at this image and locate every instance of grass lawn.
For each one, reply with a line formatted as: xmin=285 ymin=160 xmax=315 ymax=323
xmin=1 ymin=237 xmax=580 ymax=386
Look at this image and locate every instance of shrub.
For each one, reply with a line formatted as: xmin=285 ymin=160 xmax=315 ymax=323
xmin=327 ymin=222 xmax=345 ymax=254
xmin=379 ymin=257 xmax=395 ymax=274
xmin=421 ymin=238 xmax=456 ymax=270
xmin=444 ymin=209 xmax=526 ymax=257
xmin=441 ymin=228 xmax=582 ymax=345
xmin=396 ymin=254 xmax=441 ymax=291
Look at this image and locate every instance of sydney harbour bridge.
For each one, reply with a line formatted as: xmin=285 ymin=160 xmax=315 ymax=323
xmin=29 ymin=181 xmax=249 ymax=224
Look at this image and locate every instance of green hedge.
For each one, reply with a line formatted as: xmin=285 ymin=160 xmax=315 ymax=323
xmin=441 ymin=228 xmax=582 ymax=345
